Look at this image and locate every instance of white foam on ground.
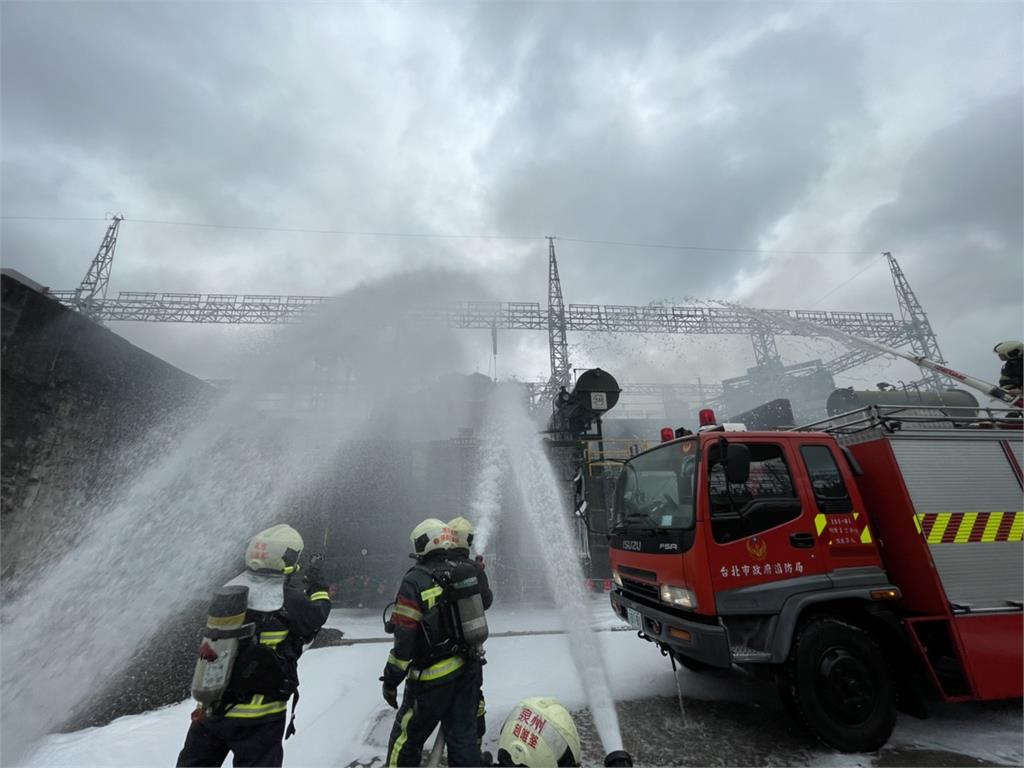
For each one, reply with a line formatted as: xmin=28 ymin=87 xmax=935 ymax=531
xmin=24 ymin=609 xmax=1024 ymax=767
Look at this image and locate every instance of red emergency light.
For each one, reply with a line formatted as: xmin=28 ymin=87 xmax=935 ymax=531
xmin=660 ymin=427 xmax=675 ymax=442
xmin=698 ymin=409 xmax=717 ymax=427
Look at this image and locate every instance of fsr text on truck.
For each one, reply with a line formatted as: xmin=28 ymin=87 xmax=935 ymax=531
xmin=608 ymin=406 xmax=1023 ymax=752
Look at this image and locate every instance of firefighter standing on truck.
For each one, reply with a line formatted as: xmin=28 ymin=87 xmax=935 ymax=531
xmin=176 ymin=524 xmax=332 ymax=768
xmin=447 ymin=517 xmax=493 ymax=750
xmin=382 ymin=518 xmax=488 ymax=767
xmin=994 ymin=340 xmax=1023 ymax=394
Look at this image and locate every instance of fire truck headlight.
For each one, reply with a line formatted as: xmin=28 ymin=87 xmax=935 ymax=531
xmin=611 ymin=570 xmax=622 ymax=587
xmin=660 ymin=584 xmax=697 ymax=610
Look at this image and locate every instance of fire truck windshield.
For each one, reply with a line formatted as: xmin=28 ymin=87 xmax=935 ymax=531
xmin=612 ymin=441 xmax=697 ymax=532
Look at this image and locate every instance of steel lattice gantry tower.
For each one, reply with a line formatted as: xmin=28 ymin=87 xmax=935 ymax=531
xmin=46 ymin=220 xmax=941 ymax=393
xmin=49 ymin=291 xmax=910 ymax=348
xmin=545 ymin=237 xmax=572 ymax=404
xmin=74 ymin=214 xmax=123 ymax=318
xmin=885 ymin=251 xmax=945 ymax=389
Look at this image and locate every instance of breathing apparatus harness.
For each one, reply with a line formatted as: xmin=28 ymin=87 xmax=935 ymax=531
xmin=196 ymin=555 xmax=327 ymax=739
xmin=383 ymin=554 xmax=489 ymax=665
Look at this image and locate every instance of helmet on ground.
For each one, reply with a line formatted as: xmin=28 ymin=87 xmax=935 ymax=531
xmin=994 ymin=341 xmax=1023 ymax=360
xmin=497 ymin=697 xmax=581 ymax=767
xmin=245 ymin=524 xmax=304 ymax=574
xmin=410 ymin=518 xmax=454 ymax=556
xmin=448 ymin=517 xmax=475 ymax=549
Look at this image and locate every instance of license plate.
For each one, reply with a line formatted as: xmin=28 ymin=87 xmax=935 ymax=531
xmin=627 ymin=607 xmax=643 ymax=631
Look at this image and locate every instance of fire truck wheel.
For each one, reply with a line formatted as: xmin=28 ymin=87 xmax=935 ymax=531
xmin=786 ymin=616 xmax=896 ymax=753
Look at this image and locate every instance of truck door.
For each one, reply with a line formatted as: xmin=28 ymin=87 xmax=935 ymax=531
xmin=704 ymin=439 xmax=828 ymax=605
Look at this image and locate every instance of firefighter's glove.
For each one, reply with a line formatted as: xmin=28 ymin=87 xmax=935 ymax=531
xmin=380 ymin=678 xmax=398 ymax=709
xmin=305 ymin=553 xmax=327 ymax=590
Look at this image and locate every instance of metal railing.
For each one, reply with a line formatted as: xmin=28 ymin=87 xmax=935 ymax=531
xmin=795 ymin=405 xmax=1023 ymax=436
xmin=584 ymin=437 xmax=653 ymax=467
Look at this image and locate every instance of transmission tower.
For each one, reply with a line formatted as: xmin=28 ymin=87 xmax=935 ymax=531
xmin=75 ymin=214 xmax=123 ymax=317
xmin=885 ymin=251 xmax=945 ymax=389
xmin=750 ymin=321 xmax=781 ymax=365
xmin=544 ymin=236 xmax=572 ymax=407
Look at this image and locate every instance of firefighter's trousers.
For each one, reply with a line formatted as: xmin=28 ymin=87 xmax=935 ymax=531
xmin=387 ymin=666 xmax=482 ymax=767
xmin=176 ymin=714 xmax=285 ymax=767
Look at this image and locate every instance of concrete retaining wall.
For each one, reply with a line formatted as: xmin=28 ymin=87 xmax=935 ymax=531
xmin=1 ymin=270 xmax=215 ymax=581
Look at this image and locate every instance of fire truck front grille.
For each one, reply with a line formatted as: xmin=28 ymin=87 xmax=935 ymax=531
xmin=621 ymin=577 xmax=659 ymax=602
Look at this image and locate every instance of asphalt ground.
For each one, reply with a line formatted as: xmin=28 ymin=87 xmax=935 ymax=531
xmin=573 ymin=694 xmax=1017 ymax=767
xmin=346 ymin=690 xmax=1019 ymax=768
xmin=326 ymin=625 xmax=1021 ymax=768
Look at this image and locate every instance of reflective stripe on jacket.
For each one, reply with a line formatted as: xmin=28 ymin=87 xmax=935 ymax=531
xmin=382 ymin=553 xmax=476 ymax=689
xmin=221 ymin=578 xmax=331 ymax=720
xmin=407 ymin=655 xmax=464 ymax=682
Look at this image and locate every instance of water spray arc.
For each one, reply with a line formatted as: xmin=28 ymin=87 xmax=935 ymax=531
xmin=479 ymin=388 xmax=626 ymax=758
xmin=829 ymin=332 xmax=1017 ymax=405
xmin=469 ymin=413 xmax=506 ymax=553
xmin=1 ymin=271 xmax=495 ymax=763
xmin=722 ymin=300 xmax=1019 ymax=405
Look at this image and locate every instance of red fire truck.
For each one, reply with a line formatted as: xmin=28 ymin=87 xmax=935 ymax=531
xmin=607 ymin=405 xmax=1023 ymax=752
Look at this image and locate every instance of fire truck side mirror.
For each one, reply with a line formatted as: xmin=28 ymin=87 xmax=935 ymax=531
xmin=723 ymin=441 xmax=751 ymax=484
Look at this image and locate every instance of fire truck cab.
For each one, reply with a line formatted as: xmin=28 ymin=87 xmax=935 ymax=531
xmin=608 ymin=405 xmax=1023 ymax=752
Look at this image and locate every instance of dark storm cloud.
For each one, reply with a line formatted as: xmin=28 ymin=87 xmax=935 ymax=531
xmin=861 ymin=92 xmax=1023 ymax=267
xmin=2 ymin=3 xmax=302 ymax=219
xmin=857 ymin=91 xmax=1024 ymax=379
xmin=2 ymin=2 xmax=474 ymax=295
xmin=480 ymin=8 xmax=866 ymax=303
xmin=1 ymin=2 xmax=1020 ymax=383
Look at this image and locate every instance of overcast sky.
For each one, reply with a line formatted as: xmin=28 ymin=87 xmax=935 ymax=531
xmin=2 ymin=1 xmax=1021 ymax=398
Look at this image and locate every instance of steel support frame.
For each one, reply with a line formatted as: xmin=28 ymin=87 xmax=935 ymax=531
xmin=885 ymin=252 xmax=946 ymax=389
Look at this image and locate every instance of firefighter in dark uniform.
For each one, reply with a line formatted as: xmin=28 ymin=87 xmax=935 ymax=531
xmin=382 ymin=519 xmax=488 ymax=767
xmin=447 ymin=516 xmax=492 ymax=749
xmin=994 ymin=341 xmax=1023 ymax=394
xmin=177 ymin=524 xmax=332 ymax=768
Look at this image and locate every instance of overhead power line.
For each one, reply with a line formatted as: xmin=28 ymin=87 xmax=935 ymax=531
xmin=558 ymin=236 xmax=877 ymax=257
xmin=2 ymin=214 xmax=877 ymax=256
xmin=1 ymin=215 xmax=537 ymax=242
xmin=810 ymin=254 xmax=887 ymax=307
xmin=2 ymin=215 xmax=109 ymax=223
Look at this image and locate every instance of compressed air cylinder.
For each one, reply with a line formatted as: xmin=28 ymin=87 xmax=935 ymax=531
xmin=191 ymin=585 xmax=251 ymax=705
xmin=450 ymin=561 xmax=488 ymax=647
xmin=457 ymin=591 xmax=488 ymax=646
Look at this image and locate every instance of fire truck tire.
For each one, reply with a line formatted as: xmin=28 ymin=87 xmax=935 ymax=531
xmin=785 ymin=616 xmax=896 ymax=753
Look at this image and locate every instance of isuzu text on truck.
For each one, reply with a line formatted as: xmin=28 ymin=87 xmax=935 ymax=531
xmin=607 ymin=405 xmax=1023 ymax=751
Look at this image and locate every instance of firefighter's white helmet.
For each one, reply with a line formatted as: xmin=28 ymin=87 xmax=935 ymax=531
xmin=497 ymin=697 xmax=581 ymax=767
xmin=245 ymin=524 xmax=304 ymax=574
xmin=410 ymin=518 xmax=454 ymax=556
xmin=994 ymin=340 xmax=1023 ymax=360
xmin=448 ymin=517 xmax=475 ymax=549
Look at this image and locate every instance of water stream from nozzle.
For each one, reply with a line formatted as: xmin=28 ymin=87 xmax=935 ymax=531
xmin=469 ymin=415 xmax=504 ymax=553
xmin=482 ymin=387 xmax=625 ymax=755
